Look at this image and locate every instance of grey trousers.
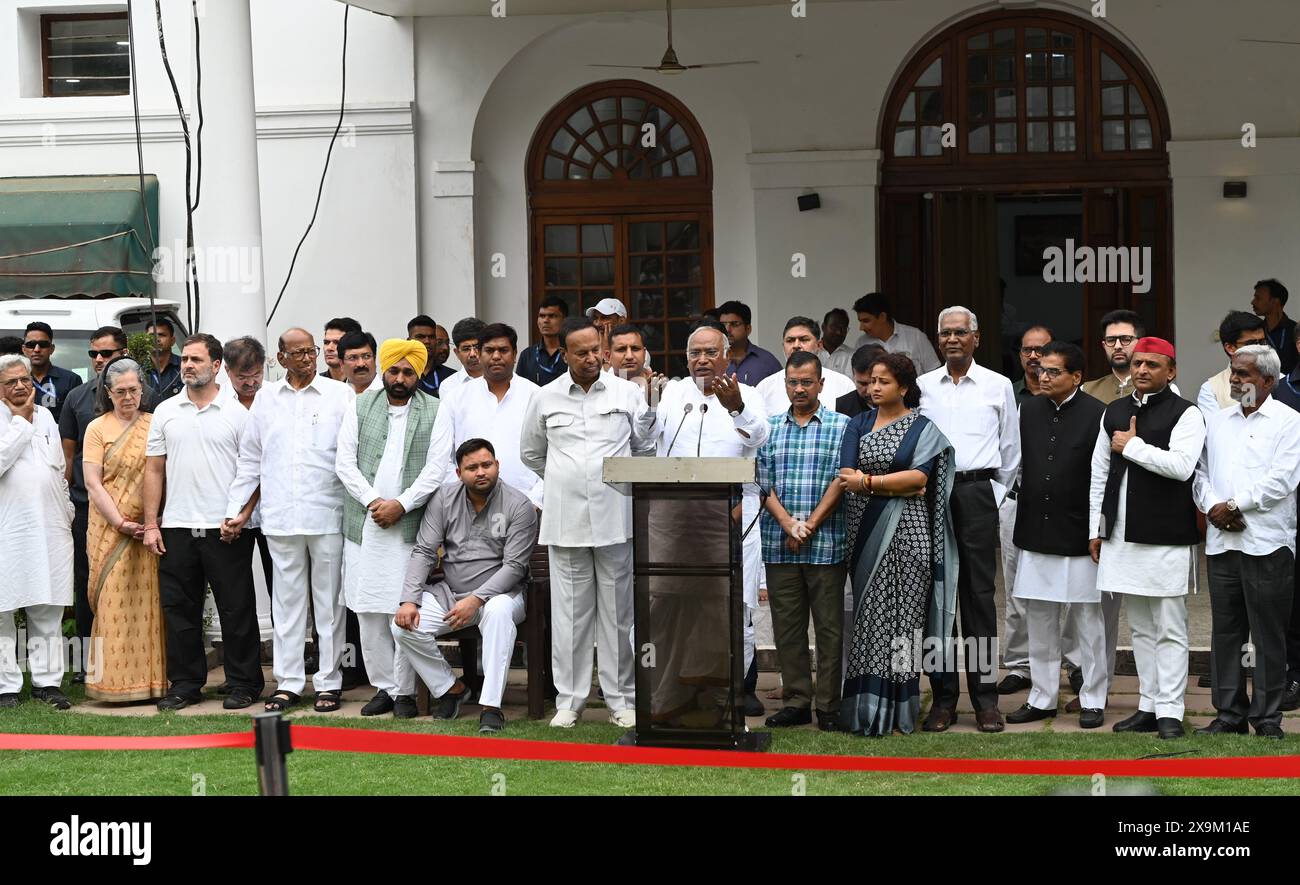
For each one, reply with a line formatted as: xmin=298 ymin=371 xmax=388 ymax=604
xmin=1207 ymin=548 xmax=1295 ymax=728
xmin=999 ymin=496 xmax=1029 ymax=677
xmin=766 ymin=562 xmax=847 ymax=714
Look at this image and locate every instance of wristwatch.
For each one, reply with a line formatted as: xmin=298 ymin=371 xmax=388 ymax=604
xmin=728 ymin=407 xmax=744 ymax=417
xmin=1226 ymin=499 xmax=1239 ymax=513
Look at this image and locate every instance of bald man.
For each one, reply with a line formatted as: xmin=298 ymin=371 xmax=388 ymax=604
xmin=227 ymin=328 xmax=356 ymax=713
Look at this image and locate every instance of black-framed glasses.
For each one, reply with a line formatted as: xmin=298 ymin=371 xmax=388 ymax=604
xmin=687 ymin=348 xmax=722 ymax=360
xmin=1102 ymin=335 xmax=1137 ymax=347
xmin=1036 ymin=367 xmax=1067 ymax=379
xmin=88 ymin=348 xmax=126 ymax=360
xmin=1020 ymin=345 xmax=1045 ymax=356
xmin=784 ymin=378 xmax=818 ymax=389
xmin=22 ymin=340 xmax=52 ymax=350
xmin=283 ymin=347 xmax=319 ymax=359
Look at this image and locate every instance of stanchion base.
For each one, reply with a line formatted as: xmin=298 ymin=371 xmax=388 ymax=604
xmin=615 ymin=729 xmax=772 ymax=752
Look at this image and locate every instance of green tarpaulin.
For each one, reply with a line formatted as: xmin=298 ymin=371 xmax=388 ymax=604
xmin=0 ymin=174 xmax=158 ymax=298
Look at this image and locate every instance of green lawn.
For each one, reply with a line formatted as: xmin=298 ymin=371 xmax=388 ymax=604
xmin=3 ymin=684 xmax=1297 ymax=796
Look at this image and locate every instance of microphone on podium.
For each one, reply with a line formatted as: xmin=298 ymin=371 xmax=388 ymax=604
xmin=667 ymin=402 xmax=694 ymax=455
xmin=696 ymin=403 xmax=709 ymax=457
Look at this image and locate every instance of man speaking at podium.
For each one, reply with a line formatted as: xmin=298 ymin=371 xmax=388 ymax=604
xmin=649 ymin=323 xmax=769 ymax=724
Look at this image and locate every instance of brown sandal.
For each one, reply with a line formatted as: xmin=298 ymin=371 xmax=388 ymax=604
xmin=314 ymin=690 xmax=342 ymax=713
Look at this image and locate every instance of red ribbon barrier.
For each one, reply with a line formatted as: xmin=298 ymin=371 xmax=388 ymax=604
xmin=3 ymin=726 xmax=1299 ymax=778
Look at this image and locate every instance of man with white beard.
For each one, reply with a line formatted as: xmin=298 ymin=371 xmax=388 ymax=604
xmin=0 ymin=354 xmax=74 ymax=709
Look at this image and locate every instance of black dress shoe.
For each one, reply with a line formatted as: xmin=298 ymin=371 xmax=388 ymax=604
xmin=1255 ymin=723 xmax=1285 ymax=740
xmin=1194 ymin=718 xmax=1249 ymax=736
xmin=922 ymin=706 xmax=957 ymax=732
xmin=222 ymin=688 xmax=258 ymax=710
xmin=157 ymin=693 xmax=201 ymax=712
xmin=743 ymin=691 xmax=765 ymax=717
xmin=764 ymin=706 xmax=812 ymax=728
xmin=432 ymin=685 xmax=469 ymax=721
xmin=0 ymin=693 xmax=19 ymax=709
xmin=392 ymin=695 xmax=419 ymax=719
xmin=1280 ymin=680 xmax=1300 ymax=712
xmin=1197 ymin=673 xmax=1212 ymax=688
xmin=31 ymin=686 xmax=72 ymax=710
xmin=1156 ymin=717 xmax=1184 ymax=739
xmin=816 ymin=709 xmax=843 ymax=732
xmin=1068 ymin=667 xmax=1084 ymax=696
xmin=1079 ymin=708 xmax=1105 ymax=729
xmin=71 ymin=672 xmax=86 ymax=686
xmin=361 ymin=690 xmax=395 ymax=716
xmin=996 ymin=674 xmax=1032 ymax=695
xmin=1112 ymin=710 xmax=1158 ymax=733
xmin=1006 ymin=703 xmax=1055 ymax=724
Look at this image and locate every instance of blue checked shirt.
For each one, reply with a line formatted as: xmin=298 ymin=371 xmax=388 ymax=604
xmin=755 ymin=405 xmax=848 ymax=565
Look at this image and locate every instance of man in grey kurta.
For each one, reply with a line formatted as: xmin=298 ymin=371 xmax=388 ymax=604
xmin=392 ymin=438 xmax=538 ymax=733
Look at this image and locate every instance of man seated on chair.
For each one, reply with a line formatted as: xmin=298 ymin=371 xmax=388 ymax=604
xmin=393 ymin=437 xmax=538 ymax=733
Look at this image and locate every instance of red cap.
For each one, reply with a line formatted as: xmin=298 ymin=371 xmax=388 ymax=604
xmin=1133 ymin=336 xmax=1175 ymax=360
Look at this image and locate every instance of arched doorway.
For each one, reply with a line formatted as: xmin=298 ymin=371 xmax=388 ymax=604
xmin=879 ymin=9 xmax=1172 ymax=377
xmin=526 ymin=80 xmax=714 ymax=377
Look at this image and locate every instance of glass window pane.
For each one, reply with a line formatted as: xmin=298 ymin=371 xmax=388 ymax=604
xmin=602 ymin=149 xmax=620 ymax=169
xmin=994 ymin=53 xmax=1015 ymax=82
xmin=994 ymin=87 xmax=1016 ymax=118
xmin=1101 ymin=86 xmax=1125 ymax=116
xmin=920 ymin=125 xmax=943 ymax=156
xmin=1128 ymin=85 xmax=1147 ymax=115
xmin=968 ymin=124 xmax=990 ymax=154
xmin=565 ymin=164 xmax=588 ymax=180
xmin=669 ymin=288 xmax=702 ymax=317
xmin=666 ymin=123 xmax=690 ymax=152
xmin=1103 ymin=120 xmax=1126 ymax=151
xmin=599 ymin=123 xmax=620 ymax=149
xmin=544 ymin=225 xmax=577 ymax=253
xmin=621 ymin=96 xmax=646 ymax=122
xmin=967 ymin=33 xmax=989 ymax=51
xmin=582 ymin=257 xmax=614 ymax=285
xmin=893 ymin=128 xmax=917 ymax=157
xmin=669 ymin=321 xmax=692 ymax=348
xmin=543 ymin=155 xmax=564 ymax=180
xmin=1027 ymin=121 xmax=1049 ymax=152
xmin=631 ymin=290 xmax=663 ymax=319
xmin=1051 ymin=52 xmax=1073 ymax=81
xmin=1052 ymin=86 xmax=1075 ymax=116
xmin=967 ymin=54 xmax=989 ymax=85
xmin=550 ymin=128 xmax=576 ymax=154
xmin=1100 ymin=51 xmax=1125 ymax=81
xmin=592 ymin=162 xmax=612 ymax=180
xmin=666 ymin=221 xmax=700 ymax=250
xmin=628 ymin=222 xmax=662 ymax=252
xmin=916 ymin=58 xmax=942 ymax=87
xmin=582 ymin=224 xmax=614 ymax=252
xmin=573 ymin=144 xmax=594 ymax=165
xmin=626 ymin=157 xmax=650 ymax=179
xmin=622 ymin=123 xmax=636 ymax=146
xmin=919 ymin=90 xmax=944 ymax=123
xmin=654 ymin=160 xmax=675 ymax=178
xmin=1026 ymin=51 xmax=1047 ymax=81
xmin=545 ymin=257 xmax=578 ymax=286
xmin=968 ymin=90 xmax=989 ymax=121
xmin=550 ymin=290 xmax=579 ymax=316
xmin=592 ymin=97 xmax=617 ymax=121
xmin=1026 ymin=86 xmax=1048 ymax=118
xmin=1052 ymin=31 xmax=1074 ymax=49
xmin=645 ymin=106 xmax=676 ymax=134
xmin=666 ymin=256 xmax=700 ymax=284
xmin=1130 ymin=118 xmax=1153 ymax=150
xmin=642 ymin=323 xmax=665 ymax=352
xmin=898 ymin=93 xmax=916 ymax=123
xmin=1025 ymin=28 xmax=1047 ymax=49
xmin=581 ymin=290 xmax=615 ymax=313
xmin=994 ymin=122 xmax=1017 ymax=153
xmin=993 ymin=28 xmax=1015 ymax=49
xmin=1053 ymin=121 xmax=1077 ymax=152
xmin=676 ymin=150 xmax=697 ymax=176
xmin=567 ymin=107 xmax=594 ymax=134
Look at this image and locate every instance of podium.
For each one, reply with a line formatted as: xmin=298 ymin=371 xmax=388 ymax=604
xmin=604 ymin=456 xmax=770 ymax=752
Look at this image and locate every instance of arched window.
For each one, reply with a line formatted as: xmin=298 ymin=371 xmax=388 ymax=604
xmin=527 ymin=81 xmax=713 ymax=377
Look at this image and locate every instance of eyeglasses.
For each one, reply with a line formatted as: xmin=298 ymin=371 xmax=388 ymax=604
xmin=1036 ymin=367 xmax=1067 ymax=379
xmin=231 ymin=372 xmax=263 ymax=383
xmin=687 ymin=348 xmax=722 ymax=360
xmin=1 ymin=377 xmax=33 ymax=390
xmin=283 ymin=347 xmax=319 ymax=359
xmin=343 ymin=353 xmax=373 ymax=364
xmin=784 ymin=378 xmax=819 ymax=389
xmin=1020 ymin=345 xmax=1045 ymax=356
xmin=109 ymin=386 xmax=142 ymax=398
xmin=88 ymin=348 xmax=126 ymax=360
xmin=1102 ymin=335 xmax=1137 ymax=347
xmin=22 ymin=340 xmax=52 ymax=350
xmin=938 ymin=329 xmax=973 ymax=339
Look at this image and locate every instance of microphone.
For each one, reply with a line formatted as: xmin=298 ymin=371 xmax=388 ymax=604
xmin=667 ymin=402 xmax=693 ymax=455
xmin=696 ymin=403 xmax=709 ymax=457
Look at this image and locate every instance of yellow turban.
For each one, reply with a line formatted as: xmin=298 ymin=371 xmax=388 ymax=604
xmin=379 ymin=338 xmax=428 ymax=377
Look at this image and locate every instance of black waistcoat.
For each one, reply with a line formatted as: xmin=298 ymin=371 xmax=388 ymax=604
xmin=1098 ymin=386 xmax=1200 ymax=546
xmin=1013 ymin=389 xmax=1105 ymax=556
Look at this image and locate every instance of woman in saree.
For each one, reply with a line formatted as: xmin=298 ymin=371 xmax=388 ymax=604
xmin=835 ymin=352 xmax=958 ymax=735
xmin=82 ymin=358 xmax=166 ymax=702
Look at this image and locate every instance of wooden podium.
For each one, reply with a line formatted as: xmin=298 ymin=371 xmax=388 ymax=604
xmin=604 ymin=456 xmax=770 ymax=751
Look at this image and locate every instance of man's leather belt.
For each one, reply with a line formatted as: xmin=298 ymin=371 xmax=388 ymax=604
xmin=953 ymin=468 xmax=997 ymax=484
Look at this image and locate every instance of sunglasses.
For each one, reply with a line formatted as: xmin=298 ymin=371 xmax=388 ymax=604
xmin=23 ymin=340 xmax=52 ymax=350
xmin=88 ymin=348 xmax=125 ymax=360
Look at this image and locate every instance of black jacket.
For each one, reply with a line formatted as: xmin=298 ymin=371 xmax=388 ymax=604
xmin=1014 ymin=389 xmax=1104 ymax=556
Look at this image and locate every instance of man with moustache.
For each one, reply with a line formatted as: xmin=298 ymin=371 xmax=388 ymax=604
xmin=834 ymin=344 xmax=888 ymax=419
xmin=852 ymin=292 xmax=941 ymax=375
xmin=145 ymin=318 xmax=185 ymax=403
xmin=520 ymin=316 xmax=658 ymax=727
xmin=818 ymin=308 xmax=855 ymax=379
xmin=226 ymin=329 xmax=355 ymax=714
xmin=320 ymin=317 xmax=362 ymax=383
xmin=1081 ymin=310 xmax=1144 ymax=403
xmin=1090 ymin=338 xmax=1205 ymax=740
xmin=337 ymin=330 xmax=382 ymax=395
xmin=336 ymin=339 xmax=441 ymax=719
xmin=516 ymin=296 xmax=569 ymax=388
xmin=407 ymin=315 xmax=457 ymax=398
xmin=650 ymin=323 xmax=769 ymax=719
xmin=221 ymin=337 xmax=275 ymax=605
xmin=1193 ymin=345 xmax=1300 ymax=739
xmin=719 ymin=300 xmax=782 ymax=385
xmin=438 ymin=318 xmax=487 ymax=403
xmin=1252 ymin=278 xmax=1296 ymax=376
xmin=20 ymin=322 xmax=81 ymax=421
xmin=755 ymin=317 xmax=855 ymax=416
xmin=1197 ymin=311 xmax=1267 ymax=420
xmin=143 ymin=335 xmax=263 ymax=710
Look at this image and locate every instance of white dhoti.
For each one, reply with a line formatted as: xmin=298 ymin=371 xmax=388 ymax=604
xmin=0 ymin=604 xmax=67 ymax=694
xmin=267 ymin=533 xmax=346 ymax=694
xmin=393 ymin=583 xmax=525 ymax=709
xmin=999 ymin=496 xmax=1030 ymax=678
xmin=549 ymin=542 xmax=635 ymax=714
xmin=1125 ymin=595 xmax=1189 ymax=720
xmin=1014 ymin=551 xmax=1107 ymax=711
xmin=343 ymin=525 xmax=416 ymax=698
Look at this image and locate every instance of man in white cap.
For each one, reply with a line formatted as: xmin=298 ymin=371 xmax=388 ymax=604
xmin=586 ymin=298 xmax=629 ymax=371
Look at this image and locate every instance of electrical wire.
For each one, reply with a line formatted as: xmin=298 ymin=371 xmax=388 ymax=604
xmin=266 ymin=4 xmax=350 ymax=328
xmin=190 ymin=0 xmax=203 ymax=213
xmin=153 ymin=0 xmax=199 ymax=330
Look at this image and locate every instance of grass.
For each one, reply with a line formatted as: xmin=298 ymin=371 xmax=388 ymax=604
xmin=2 ymin=682 xmax=1298 ymax=796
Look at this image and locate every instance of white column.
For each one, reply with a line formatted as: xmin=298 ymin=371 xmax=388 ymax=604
xmin=422 ymin=160 xmax=477 ymax=328
xmin=190 ymin=0 xmax=267 ymax=344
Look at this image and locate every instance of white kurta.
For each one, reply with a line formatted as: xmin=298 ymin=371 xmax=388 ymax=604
xmin=755 ymin=365 xmax=854 ymax=417
xmin=0 ymin=405 xmax=74 ymax=611
xmin=340 ymin=403 xmax=415 ymax=614
xmin=1013 ymin=551 xmax=1100 ymax=603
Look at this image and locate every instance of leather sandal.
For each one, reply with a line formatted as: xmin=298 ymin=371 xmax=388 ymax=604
xmin=264 ymin=691 xmax=300 ymax=712
xmin=314 ymin=690 xmax=343 ymax=713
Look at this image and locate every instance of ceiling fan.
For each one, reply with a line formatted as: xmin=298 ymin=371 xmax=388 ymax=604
xmin=588 ymin=0 xmax=759 ymax=74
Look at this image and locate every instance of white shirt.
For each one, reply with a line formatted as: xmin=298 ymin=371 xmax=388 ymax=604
xmin=917 ymin=361 xmax=1021 ymax=490
xmin=147 ymin=384 xmax=250 ymax=529
xmin=519 ymin=371 xmax=657 ymax=547
xmin=856 ymin=322 xmax=941 ymax=374
xmin=818 ymin=344 xmax=855 ymax=379
xmin=225 ymin=375 xmax=356 ymax=536
xmin=1088 ymin=391 xmax=1205 ymax=597
xmin=438 ymin=371 xmax=470 ymax=402
xmin=1196 ymin=366 xmax=1233 ymax=423
xmin=755 ymin=363 xmax=854 ymax=417
xmin=424 ymin=374 xmax=545 ymax=508
xmin=0 ymin=405 xmax=73 ymax=610
xmin=1194 ymin=395 xmax=1300 ymax=556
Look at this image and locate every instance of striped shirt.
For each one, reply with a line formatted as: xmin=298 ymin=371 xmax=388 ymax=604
xmin=755 ymin=405 xmax=848 ymax=565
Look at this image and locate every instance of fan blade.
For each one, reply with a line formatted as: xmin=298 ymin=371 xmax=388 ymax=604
xmin=586 ymin=64 xmax=662 ymax=69
xmin=1239 ymin=37 xmax=1300 ymax=45
xmin=684 ymin=61 xmax=761 ymax=69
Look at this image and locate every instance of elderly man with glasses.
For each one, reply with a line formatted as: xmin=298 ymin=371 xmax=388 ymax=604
xmin=0 ymin=353 xmax=75 ymax=709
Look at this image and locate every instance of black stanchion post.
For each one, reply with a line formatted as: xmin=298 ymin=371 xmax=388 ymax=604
xmin=252 ymin=711 xmax=293 ymax=796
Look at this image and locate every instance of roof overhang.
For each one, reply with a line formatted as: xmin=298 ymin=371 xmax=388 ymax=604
xmin=336 ymin=0 xmax=851 ymax=16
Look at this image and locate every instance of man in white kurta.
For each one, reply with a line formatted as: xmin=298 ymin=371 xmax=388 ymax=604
xmin=650 ymin=327 xmax=769 ymax=720
xmin=0 ymin=355 xmax=73 ymax=708
xmin=755 ymin=318 xmax=854 ymax=416
xmin=520 ymin=320 xmax=657 ymax=728
xmin=1089 ymin=339 xmax=1205 ymax=738
xmin=226 ymin=329 xmax=355 ymax=711
xmin=336 ymin=343 xmax=442 ymax=718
